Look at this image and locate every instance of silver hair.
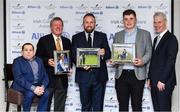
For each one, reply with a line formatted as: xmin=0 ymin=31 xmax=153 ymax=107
xmin=153 ymin=12 xmax=167 ymax=21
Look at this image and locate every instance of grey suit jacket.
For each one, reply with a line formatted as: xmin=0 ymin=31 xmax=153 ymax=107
xmin=114 ymin=28 xmax=152 ymax=80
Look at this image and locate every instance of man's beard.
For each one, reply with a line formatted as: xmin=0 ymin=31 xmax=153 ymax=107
xmin=85 ymin=28 xmax=94 ymax=33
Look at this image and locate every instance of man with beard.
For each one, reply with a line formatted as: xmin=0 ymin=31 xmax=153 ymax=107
xmin=71 ymin=13 xmax=111 ymax=111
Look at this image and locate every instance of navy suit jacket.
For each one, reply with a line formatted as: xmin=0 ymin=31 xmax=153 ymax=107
xmin=36 ymin=33 xmax=71 ymax=88
xmin=148 ymin=31 xmax=178 ymax=87
xmin=72 ymin=31 xmax=111 ymax=83
xmin=12 ymin=56 xmax=49 ymax=92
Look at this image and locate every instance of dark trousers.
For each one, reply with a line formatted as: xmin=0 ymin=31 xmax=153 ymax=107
xmin=47 ymin=77 xmax=67 ymax=111
xmin=115 ymin=70 xmax=145 ymax=111
xmin=23 ymin=89 xmax=49 ymax=112
xmin=151 ymin=84 xmax=174 ymax=111
xmin=78 ymin=72 xmax=106 ymax=111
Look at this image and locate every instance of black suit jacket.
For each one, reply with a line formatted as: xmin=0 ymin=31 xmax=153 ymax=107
xmin=72 ymin=31 xmax=111 ymax=83
xmin=36 ymin=33 xmax=71 ymax=88
xmin=148 ymin=31 xmax=178 ymax=87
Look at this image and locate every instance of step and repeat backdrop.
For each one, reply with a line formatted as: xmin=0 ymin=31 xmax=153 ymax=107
xmin=5 ymin=0 xmax=172 ymax=111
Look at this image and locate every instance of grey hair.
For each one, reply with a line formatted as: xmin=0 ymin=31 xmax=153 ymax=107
xmin=153 ymin=12 xmax=167 ymax=22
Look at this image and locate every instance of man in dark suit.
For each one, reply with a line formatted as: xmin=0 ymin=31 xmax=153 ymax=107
xmin=71 ymin=13 xmax=111 ymax=111
xmin=12 ymin=43 xmax=49 ymax=111
xmin=36 ymin=17 xmax=71 ymax=111
xmin=147 ymin=12 xmax=178 ymax=111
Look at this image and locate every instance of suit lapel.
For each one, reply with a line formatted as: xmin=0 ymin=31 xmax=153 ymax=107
xmin=50 ymin=33 xmax=56 ymax=50
xmin=152 ymin=37 xmax=158 ymax=54
xmin=93 ymin=31 xmax=98 ymax=47
xmin=121 ymin=31 xmax=125 ymax=43
xmin=155 ymin=31 xmax=169 ymax=52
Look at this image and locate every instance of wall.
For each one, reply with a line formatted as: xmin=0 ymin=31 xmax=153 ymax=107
xmin=0 ymin=0 xmax=180 ymax=111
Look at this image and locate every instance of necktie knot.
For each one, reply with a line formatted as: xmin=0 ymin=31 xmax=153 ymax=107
xmin=88 ymin=33 xmax=92 ymax=47
xmin=56 ymin=37 xmax=60 ymax=41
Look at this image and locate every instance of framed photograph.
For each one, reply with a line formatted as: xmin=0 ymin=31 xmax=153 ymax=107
xmin=54 ymin=50 xmax=70 ymax=75
xmin=112 ymin=44 xmax=135 ymax=64
xmin=76 ymin=48 xmax=100 ymax=68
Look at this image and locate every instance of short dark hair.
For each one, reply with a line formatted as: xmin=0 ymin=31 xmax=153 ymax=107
xmin=22 ymin=43 xmax=34 ymax=51
xmin=50 ymin=17 xmax=64 ymax=27
xmin=123 ymin=9 xmax=136 ymax=18
xmin=83 ymin=13 xmax=96 ymax=23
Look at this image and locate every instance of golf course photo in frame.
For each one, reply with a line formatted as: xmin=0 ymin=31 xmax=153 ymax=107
xmin=76 ymin=48 xmax=100 ymax=68
xmin=112 ymin=43 xmax=135 ymax=64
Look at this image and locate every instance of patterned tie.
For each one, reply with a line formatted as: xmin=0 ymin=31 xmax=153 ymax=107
xmin=56 ymin=37 xmax=62 ymax=51
xmin=88 ymin=33 xmax=92 ymax=47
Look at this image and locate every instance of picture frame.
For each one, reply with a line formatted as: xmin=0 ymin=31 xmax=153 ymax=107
xmin=112 ymin=43 xmax=135 ymax=64
xmin=54 ymin=50 xmax=70 ymax=75
xmin=76 ymin=48 xmax=100 ymax=68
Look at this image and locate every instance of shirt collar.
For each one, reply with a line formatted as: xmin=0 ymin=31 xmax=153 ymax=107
xmin=22 ymin=56 xmax=36 ymax=61
xmin=85 ymin=31 xmax=94 ymax=38
xmin=52 ymin=33 xmax=61 ymax=42
xmin=159 ymin=29 xmax=168 ymax=38
xmin=125 ymin=26 xmax=137 ymax=36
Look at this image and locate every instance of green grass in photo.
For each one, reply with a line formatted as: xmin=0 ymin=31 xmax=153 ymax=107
xmin=85 ymin=55 xmax=98 ymax=65
xmin=113 ymin=50 xmax=133 ymax=62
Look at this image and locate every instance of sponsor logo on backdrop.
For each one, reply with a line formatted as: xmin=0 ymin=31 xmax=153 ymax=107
xmin=106 ymin=5 xmax=119 ymax=9
xmin=27 ymin=5 xmax=41 ymax=9
xmin=137 ymin=20 xmax=147 ymax=25
xmin=110 ymin=20 xmax=123 ymax=24
xmin=59 ymin=5 xmax=73 ymax=9
xmin=138 ymin=5 xmax=152 ymax=9
xmin=31 ymin=33 xmax=45 ymax=40
xmin=108 ymin=33 xmax=115 ymax=41
xmin=76 ymin=4 xmax=88 ymax=10
xmin=62 ymin=32 xmax=71 ymax=39
xmin=12 ymin=30 xmax=25 ymax=34
xmin=12 ymin=50 xmax=21 ymax=54
xmin=11 ymin=35 xmax=25 ymax=40
xmin=65 ymin=102 xmax=73 ymax=106
xmin=33 ymin=12 xmax=55 ymax=28
xmin=48 ymin=12 xmax=55 ymax=20
xmin=12 ymin=23 xmax=24 ymax=29
xmin=155 ymin=3 xmax=168 ymax=10
xmin=117 ymin=24 xmax=124 ymax=29
xmin=12 ymin=15 xmax=24 ymax=21
xmin=90 ymin=11 xmax=103 ymax=15
xmin=91 ymin=4 xmax=102 ymax=10
xmin=12 ymin=43 xmax=22 ymax=49
xmin=95 ymin=24 xmax=103 ymax=30
xmin=104 ymin=96 xmax=118 ymax=103
xmin=12 ymin=3 xmax=24 ymax=9
xmin=75 ymin=11 xmax=87 ymax=15
xmin=11 ymin=10 xmax=25 ymax=15
xmin=68 ymin=83 xmax=73 ymax=87
xmin=123 ymin=3 xmax=135 ymax=9
xmin=106 ymin=84 xmax=114 ymax=88
xmin=104 ymin=104 xmax=118 ymax=108
xmin=44 ymin=4 xmax=56 ymax=9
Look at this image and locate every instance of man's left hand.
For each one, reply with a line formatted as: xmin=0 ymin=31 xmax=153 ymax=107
xmin=133 ymin=58 xmax=144 ymax=66
xmin=157 ymin=81 xmax=165 ymax=91
xmin=99 ymin=48 xmax=105 ymax=56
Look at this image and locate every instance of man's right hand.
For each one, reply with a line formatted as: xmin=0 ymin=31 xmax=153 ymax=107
xmin=34 ymin=86 xmax=44 ymax=96
xmin=48 ymin=58 xmax=55 ymax=67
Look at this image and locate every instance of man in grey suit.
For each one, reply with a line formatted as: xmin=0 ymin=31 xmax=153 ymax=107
xmin=113 ymin=9 xmax=152 ymax=111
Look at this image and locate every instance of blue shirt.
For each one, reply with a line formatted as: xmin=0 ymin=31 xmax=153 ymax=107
xmin=123 ymin=27 xmax=137 ymax=70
